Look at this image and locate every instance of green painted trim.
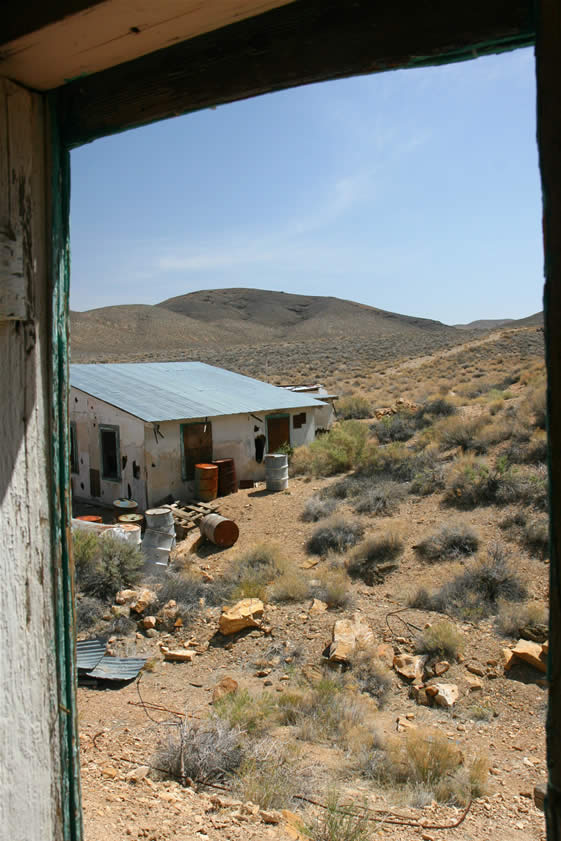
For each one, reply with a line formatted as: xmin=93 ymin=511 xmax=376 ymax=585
xmin=99 ymin=423 xmax=122 ymax=481
xmin=406 ymin=32 xmax=535 ymax=70
xmin=48 ymin=93 xmax=83 ymax=841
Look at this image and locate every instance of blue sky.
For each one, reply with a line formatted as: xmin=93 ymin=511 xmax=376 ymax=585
xmin=70 ymin=46 xmax=542 ymax=325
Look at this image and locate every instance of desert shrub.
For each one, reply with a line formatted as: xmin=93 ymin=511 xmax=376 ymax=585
xmin=347 ymin=531 xmax=404 ymax=585
xmin=306 ymin=794 xmax=370 ymax=841
xmin=362 ymin=727 xmax=486 ymax=806
xmin=157 ymin=571 xmax=215 ymax=608
xmin=307 ymin=519 xmax=364 ymax=556
xmin=292 ymin=422 xmax=369 ymax=476
xmin=75 ymin=595 xmax=104 ymax=632
xmin=469 ymin=703 xmax=495 ymax=722
xmin=415 ymin=620 xmax=464 ymax=661
xmin=359 ymin=443 xmax=431 ymax=482
xmin=524 ymin=515 xmax=549 ymax=557
xmin=412 ymin=544 xmax=527 ymax=620
xmin=77 ymin=533 xmax=143 ymax=601
xmin=72 ymin=529 xmax=101 ymax=583
xmin=301 ymin=496 xmax=338 ymax=522
xmin=352 ymin=481 xmax=406 ymax=516
xmin=351 ymin=651 xmax=392 ymax=705
xmin=444 ymin=456 xmax=501 ymax=508
xmin=231 ymin=740 xmax=298 ymax=809
xmin=506 ymin=429 xmax=547 ymax=464
xmin=417 ymin=398 xmax=457 ymax=421
xmin=372 ymin=413 xmax=416 ymax=443
xmin=337 ymin=395 xmax=372 ymax=420
xmin=495 ymin=465 xmax=548 ymax=511
xmin=435 ymin=415 xmax=486 ymax=453
xmin=227 ymin=542 xmax=291 ymax=600
xmin=495 ymin=599 xmax=548 ymax=639
xmin=526 ymin=382 xmax=546 ymax=429
xmin=215 ymin=688 xmax=275 ymax=734
xmin=415 ymin=523 xmax=479 ymax=562
xmin=152 ymin=717 xmax=242 ymax=783
xmin=410 ymin=464 xmax=446 ymax=496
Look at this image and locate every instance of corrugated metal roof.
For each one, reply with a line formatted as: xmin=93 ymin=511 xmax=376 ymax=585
xmin=76 ymin=638 xmax=106 ymax=671
xmin=86 ymin=655 xmax=147 ymax=682
xmin=70 ymin=361 xmax=326 ymax=422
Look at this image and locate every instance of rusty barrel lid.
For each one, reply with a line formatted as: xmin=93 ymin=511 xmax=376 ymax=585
xmin=76 ymin=514 xmax=102 ymax=523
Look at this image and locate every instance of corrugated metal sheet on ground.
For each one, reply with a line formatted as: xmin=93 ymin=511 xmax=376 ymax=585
xmin=76 ymin=638 xmax=106 ymax=671
xmin=70 ymin=361 xmax=327 ymax=422
xmin=86 ymin=655 xmax=147 ymax=682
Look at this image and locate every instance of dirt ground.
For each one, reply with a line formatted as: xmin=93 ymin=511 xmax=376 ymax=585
xmin=78 ymin=469 xmax=548 ymax=840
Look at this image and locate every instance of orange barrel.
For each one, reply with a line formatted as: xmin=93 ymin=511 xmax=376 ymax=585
xmin=199 ymin=513 xmax=239 ymax=547
xmin=75 ymin=514 xmax=102 ymax=523
xmin=112 ymin=497 xmax=138 ymax=522
xmin=118 ymin=512 xmax=145 ymax=530
xmin=213 ymin=458 xmax=238 ymax=496
xmin=195 ymin=463 xmax=219 ymax=502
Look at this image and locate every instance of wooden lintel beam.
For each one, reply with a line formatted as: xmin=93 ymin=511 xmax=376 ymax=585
xmin=58 ymin=0 xmax=535 ymax=149
xmin=1 ymin=1 xmax=106 ymax=47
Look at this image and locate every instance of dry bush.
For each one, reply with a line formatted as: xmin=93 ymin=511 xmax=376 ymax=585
xmin=410 ymin=464 xmax=446 ymax=496
xmin=409 ymin=544 xmax=527 ymax=621
xmin=434 ymin=415 xmax=487 ymax=453
xmin=415 ymin=398 xmax=457 ymax=424
xmin=359 ymin=443 xmax=431 ymax=483
xmin=309 ymin=564 xmax=351 ymax=608
xmin=506 ymin=429 xmax=547 ymax=464
xmin=292 ymin=422 xmax=369 ymax=477
xmin=337 ymin=395 xmax=373 ymax=420
xmin=268 ymin=568 xmax=310 ymax=603
xmin=495 ymin=465 xmax=548 ymax=511
xmin=73 ymin=529 xmax=100 ymax=581
xmin=214 ymin=688 xmax=275 ymax=734
xmin=524 ymin=514 xmax=549 ymax=558
xmin=444 ymin=456 xmax=501 ymax=508
xmin=372 ymin=413 xmax=417 ymax=443
xmin=301 ymin=496 xmax=339 ymax=522
xmin=469 ymin=703 xmax=495 ymax=722
xmin=152 ymin=717 xmax=242 ymax=783
xmin=495 ymin=599 xmax=548 ymax=639
xmin=75 ymin=595 xmax=104 ymax=632
xmin=352 ymin=481 xmax=406 ymax=516
xmin=361 ymin=726 xmax=487 ymax=806
xmin=231 ymin=739 xmax=299 ymax=809
xmin=415 ymin=620 xmax=464 ymax=661
xmin=307 ymin=518 xmax=364 ymax=556
xmin=351 ymin=650 xmax=393 ymax=705
xmin=228 ymin=542 xmax=291 ymax=600
xmin=346 ymin=530 xmax=404 ymax=586
xmin=415 ymin=522 xmax=479 ymax=562
xmin=75 ymin=532 xmax=143 ymax=601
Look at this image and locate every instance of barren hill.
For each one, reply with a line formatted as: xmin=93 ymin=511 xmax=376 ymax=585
xmin=71 ymin=288 xmax=465 ymax=366
xmin=455 ymin=311 xmax=544 ymax=330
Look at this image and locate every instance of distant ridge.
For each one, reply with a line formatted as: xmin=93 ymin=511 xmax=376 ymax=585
xmin=455 ymin=311 xmax=543 ymax=330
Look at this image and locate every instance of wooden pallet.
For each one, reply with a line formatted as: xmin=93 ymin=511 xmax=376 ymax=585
xmin=169 ymin=500 xmax=219 ymax=530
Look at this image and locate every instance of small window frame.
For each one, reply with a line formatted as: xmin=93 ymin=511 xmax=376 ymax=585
xmin=99 ymin=424 xmax=121 ymax=482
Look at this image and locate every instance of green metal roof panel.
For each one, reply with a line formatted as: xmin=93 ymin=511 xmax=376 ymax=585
xmin=70 ymin=361 xmax=327 ymax=422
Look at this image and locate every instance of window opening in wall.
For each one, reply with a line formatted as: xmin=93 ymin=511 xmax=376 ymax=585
xmin=99 ymin=424 xmax=121 ymax=481
xmin=293 ymin=412 xmax=306 ymax=429
xmin=70 ymin=421 xmax=79 ymax=474
xmin=254 ymin=433 xmax=266 ymax=463
xmin=181 ymin=421 xmax=212 ymax=480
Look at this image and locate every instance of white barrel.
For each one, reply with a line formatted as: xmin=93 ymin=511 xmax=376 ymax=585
xmin=112 ymin=524 xmax=142 ymax=545
xmin=144 ymin=507 xmax=175 ymax=535
xmin=265 ymin=453 xmax=289 ymax=491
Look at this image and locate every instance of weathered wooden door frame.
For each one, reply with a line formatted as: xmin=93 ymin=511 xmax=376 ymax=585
xmin=48 ymin=3 xmax=560 ymax=837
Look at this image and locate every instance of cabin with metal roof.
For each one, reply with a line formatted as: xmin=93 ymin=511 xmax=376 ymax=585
xmin=69 ymin=361 xmax=328 ymax=508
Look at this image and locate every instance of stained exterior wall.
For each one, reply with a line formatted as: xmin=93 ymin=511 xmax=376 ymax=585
xmin=70 ymin=387 xmax=147 ymax=508
xmin=145 ymin=407 xmax=318 ymax=506
xmin=0 ymin=78 xmax=65 ymax=840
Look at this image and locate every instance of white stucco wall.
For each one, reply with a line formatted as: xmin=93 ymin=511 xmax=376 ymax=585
xmin=144 ymin=406 xmax=320 ymax=507
xmin=70 ymin=387 xmax=147 ymax=508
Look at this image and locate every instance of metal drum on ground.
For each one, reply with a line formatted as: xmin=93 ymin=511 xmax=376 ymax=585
xmin=112 ymin=497 xmax=138 ymax=522
xmin=212 ymin=458 xmax=237 ymax=496
xmin=199 ymin=513 xmax=239 ymax=547
xmin=118 ymin=512 xmax=145 ymax=531
xmin=144 ymin=507 xmax=175 ymax=534
xmin=264 ymin=453 xmax=289 ymax=491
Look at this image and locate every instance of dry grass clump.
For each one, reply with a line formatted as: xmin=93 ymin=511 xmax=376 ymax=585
xmin=268 ymin=568 xmax=310 ymax=603
xmin=351 ymin=650 xmax=393 ymax=705
xmin=410 ymin=464 xmax=446 ymax=496
xmin=415 ymin=522 xmax=479 ymax=562
xmin=307 ymin=518 xmax=364 ymax=556
xmin=306 ymin=794 xmax=370 ymax=841
xmin=301 ymin=495 xmax=339 ymax=522
xmin=435 ymin=415 xmax=487 ymax=453
xmin=231 ymin=739 xmax=299 ymax=809
xmin=292 ymin=422 xmax=369 ymax=476
xmin=444 ymin=456 xmax=502 ymax=508
xmin=337 ymin=395 xmax=373 ymax=420
xmin=415 ymin=620 xmax=464 ymax=661
xmin=495 ymin=599 xmax=548 ymax=639
xmin=506 ymin=429 xmax=548 ymax=464
xmin=361 ymin=727 xmax=488 ymax=806
xmin=73 ymin=530 xmax=143 ymax=601
xmin=359 ymin=443 xmax=431 ymax=483
xmin=228 ymin=542 xmax=293 ymax=600
xmin=152 ymin=716 xmax=242 ymax=783
xmin=309 ymin=563 xmax=351 ymax=607
xmin=409 ymin=544 xmax=527 ymax=620
xmin=214 ymin=688 xmax=275 ymax=734
xmin=346 ymin=530 xmax=404 ymax=586
xmin=416 ymin=398 xmax=457 ymax=424
xmin=523 ymin=514 xmax=549 ymax=558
